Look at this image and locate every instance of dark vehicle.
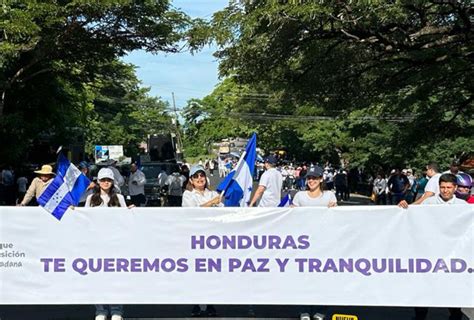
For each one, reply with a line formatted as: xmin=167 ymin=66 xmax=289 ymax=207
xmin=141 ymin=162 xmax=181 ymax=206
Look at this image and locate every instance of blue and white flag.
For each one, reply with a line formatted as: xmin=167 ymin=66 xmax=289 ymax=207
xmin=38 ymin=154 xmax=91 ymax=220
xmin=217 ymin=133 xmax=257 ymax=207
xmin=278 ymin=194 xmax=292 ymax=207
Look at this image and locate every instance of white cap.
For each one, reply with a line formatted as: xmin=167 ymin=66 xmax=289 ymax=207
xmin=97 ymin=168 xmax=114 ymax=181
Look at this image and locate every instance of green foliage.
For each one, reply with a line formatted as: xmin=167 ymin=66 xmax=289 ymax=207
xmin=0 ymin=1 xmax=188 ymax=164
xmin=184 ymin=0 xmax=473 ymax=171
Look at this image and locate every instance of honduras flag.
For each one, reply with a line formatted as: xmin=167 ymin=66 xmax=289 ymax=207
xmin=217 ymin=133 xmax=257 ymax=207
xmin=278 ymin=194 xmax=292 ymax=207
xmin=38 ymin=154 xmax=91 ymax=220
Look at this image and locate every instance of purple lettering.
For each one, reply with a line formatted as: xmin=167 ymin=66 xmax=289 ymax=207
xmin=308 ymin=259 xmax=322 ymax=272
xmin=229 ymin=258 xmax=241 ymax=272
xmin=282 ymin=236 xmax=297 ymax=249
xmin=207 ymin=236 xmax=221 ymax=249
xmin=268 ymin=235 xmax=281 ymax=249
xmin=116 ymin=258 xmax=130 ymax=272
xmin=416 ymin=259 xmax=432 ymax=272
xmin=103 ymin=258 xmax=115 ymax=272
xmin=372 ymin=259 xmax=387 ymax=273
xmin=297 ymin=235 xmax=310 ymax=249
xmin=322 ymin=259 xmax=338 ymax=273
xmin=130 ymin=258 xmax=142 ymax=272
xmin=395 ymin=259 xmax=407 ymax=273
xmin=161 ymin=258 xmax=176 ymax=272
xmin=433 ymin=258 xmax=449 ymax=273
xmin=275 ymin=258 xmax=289 ymax=272
xmin=450 ymin=259 xmax=467 ymax=273
xmin=339 ymin=259 xmax=354 ymax=273
xmin=40 ymin=258 xmax=54 ymax=272
xmin=72 ymin=258 xmax=88 ymax=275
xmin=355 ymin=259 xmax=371 ymax=276
xmin=176 ymin=258 xmax=189 ymax=272
xmin=238 ymin=236 xmax=252 ymax=249
xmin=191 ymin=235 xmax=205 ymax=249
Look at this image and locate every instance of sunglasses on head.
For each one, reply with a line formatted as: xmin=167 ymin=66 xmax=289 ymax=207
xmin=192 ymin=172 xmax=206 ymax=179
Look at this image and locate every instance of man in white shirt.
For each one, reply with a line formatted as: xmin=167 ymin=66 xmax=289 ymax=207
xmin=249 ymin=155 xmax=282 ymax=207
xmin=399 ymin=162 xmax=442 ymax=208
xmin=128 ymin=163 xmax=146 ymax=207
xmin=420 ymin=173 xmax=467 ymax=205
xmin=401 ymin=173 xmax=466 ymax=320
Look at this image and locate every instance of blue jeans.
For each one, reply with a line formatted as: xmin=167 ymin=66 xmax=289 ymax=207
xmin=95 ymin=304 xmax=123 ymax=316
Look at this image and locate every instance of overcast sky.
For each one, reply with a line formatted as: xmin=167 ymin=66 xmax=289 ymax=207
xmin=122 ymin=0 xmax=229 ymax=109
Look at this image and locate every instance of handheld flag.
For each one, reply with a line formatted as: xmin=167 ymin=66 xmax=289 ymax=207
xmin=38 ymin=154 xmax=91 ymax=220
xmin=217 ymin=133 xmax=257 ymax=207
xmin=278 ymin=194 xmax=292 ymax=207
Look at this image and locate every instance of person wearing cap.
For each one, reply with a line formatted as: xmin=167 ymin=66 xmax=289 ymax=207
xmin=292 ymin=165 xmax=335 ymax=320
xmin=182 ymin=165 xmax=222 ymax=208
xmin=182 ymin=164 xmax=221 ymax=317
xmin=292 ymin=166 xmax=337 ymax=208
xmin=85 ymin=168 xmax=127 ymax=208
xmin=85 ymin=168 xmax=126 ymax=320
xmin=18 ymin=164 xmax=55 ymax=206
xmin=249 ymin=155 xmax=283 ymax=207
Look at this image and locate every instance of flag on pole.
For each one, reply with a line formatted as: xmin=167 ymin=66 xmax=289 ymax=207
xmin=278 ymin=193 xmax=292 ymax=207
xmin=217 ymin=133 xmax=257 ymax=207
xmin=38 ymin=153 xmax=91 ymax=220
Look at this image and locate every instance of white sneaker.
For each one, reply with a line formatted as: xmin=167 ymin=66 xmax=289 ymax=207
xmin=111 ymin=315 xmax=123 ymax=320
xmin=95 ymin=316 xmax=106 ymax=320
xmin=300 ymin=313 xmax=311 ymax=320
xmin=313 ymin=313 xmax=326 ymax=320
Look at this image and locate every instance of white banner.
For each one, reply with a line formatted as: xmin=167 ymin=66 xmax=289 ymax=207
xmin=0 ymin=205 xmax=473 ymax=307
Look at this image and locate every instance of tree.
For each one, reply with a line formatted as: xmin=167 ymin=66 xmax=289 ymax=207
xmin=0 ymin=1 xmax=189 ymax=163
xmin=187 ymin=0 xmax=473 ymax=170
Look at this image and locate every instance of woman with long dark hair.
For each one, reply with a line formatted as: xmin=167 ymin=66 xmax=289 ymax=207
xmin=291 ymin=165 xmax=337 ymax=320
xmin=85 ymin=168 xmax=126 ymax=320
xmin=182 ymin=165 xmax=221 ymax=317
xmin=292 ymin=166 xmax=337 ymax=208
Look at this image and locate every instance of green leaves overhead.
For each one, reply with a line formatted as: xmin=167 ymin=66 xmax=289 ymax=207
xmin=0 ymin=1 xmax=187 ymax=164
xmin=185 ymin=0 xmax=473 ymax=170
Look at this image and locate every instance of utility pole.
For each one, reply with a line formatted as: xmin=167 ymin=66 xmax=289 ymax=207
xmin=171 ymin=92 xmax=184 ymax=161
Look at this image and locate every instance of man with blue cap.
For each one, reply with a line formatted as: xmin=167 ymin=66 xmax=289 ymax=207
xmin=249 ymin=155 xmax=282 ymax=207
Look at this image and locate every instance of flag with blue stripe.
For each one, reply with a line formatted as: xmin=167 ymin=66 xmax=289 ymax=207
xmin=38 ymin=154 xmax=91 ymax=220
xmin=217 ymin=133 xmax=257 ymax=207
xmin=278 ymin=194 xmax=292 ymax=207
